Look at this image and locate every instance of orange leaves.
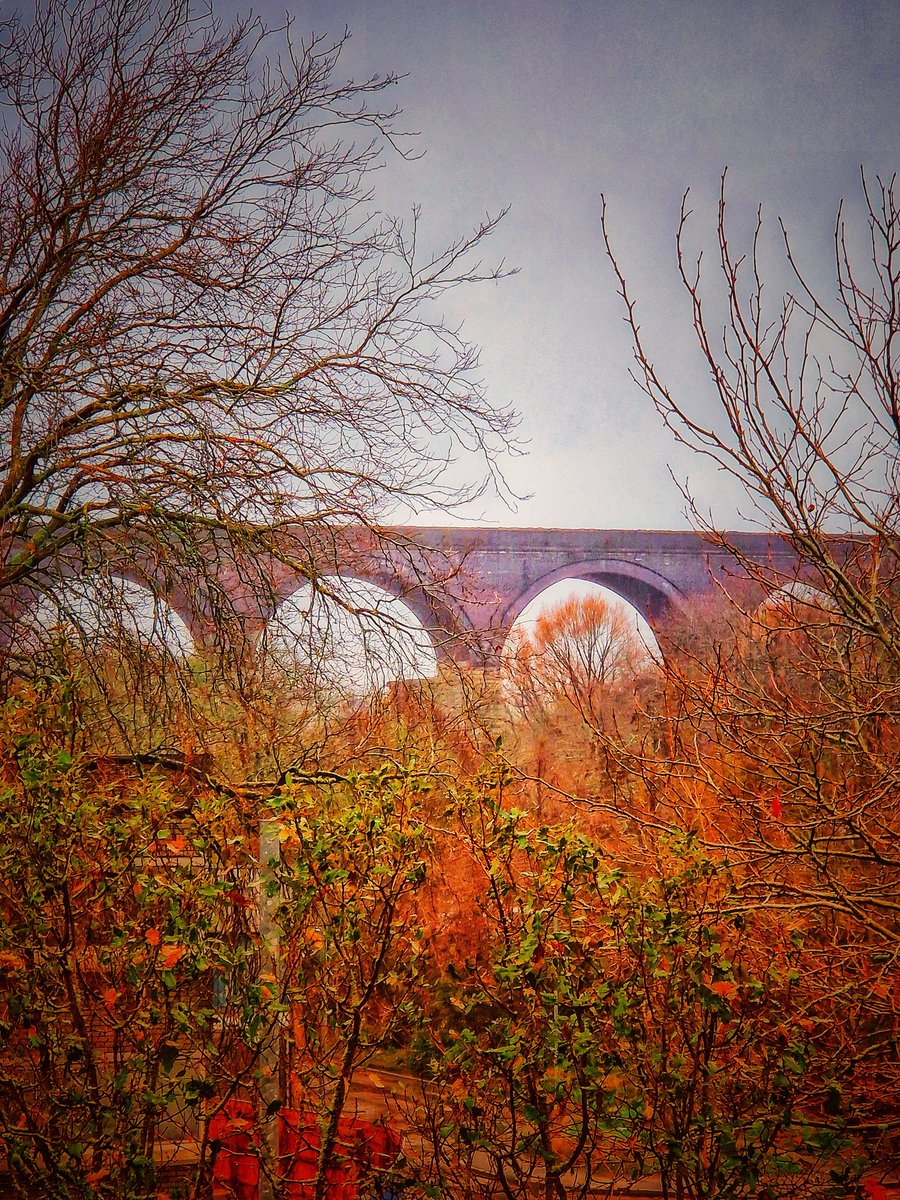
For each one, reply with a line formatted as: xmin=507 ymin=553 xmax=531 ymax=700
xmin=503 ymin=590 xmax=657 ymax=724
xmin=145 ymin=833 xmax=187 ymax=856
xmin=708 ymin=979 xmax=737 ymax=1000
xmin=143 ymin=929 xmax=187 ymax=970
xmin=160 ymin=944 xmax=186 ymax=969
xmin=0 ymin=950 xmax=26 ymax=973
xmin=547 ymin=1127 xmax=579 ymax=1158
xmin=226 ymin=887 xmax=252 ymax=909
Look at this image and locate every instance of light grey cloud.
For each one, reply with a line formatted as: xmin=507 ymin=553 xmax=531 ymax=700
xmin=245 ymin=0 xmax=900 ymax=529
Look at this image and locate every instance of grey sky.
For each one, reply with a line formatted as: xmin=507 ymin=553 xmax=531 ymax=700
xmin=261 ymin=0 xmax=900 ymax=529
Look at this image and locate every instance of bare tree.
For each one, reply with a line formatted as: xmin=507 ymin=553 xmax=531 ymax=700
xmin=0 ymin=0 xmax=515 ymax=655
xmin=602 ymin=172 xmax=899 ymax=649
xmin=600 ymin=176 xmax=900 ymax=964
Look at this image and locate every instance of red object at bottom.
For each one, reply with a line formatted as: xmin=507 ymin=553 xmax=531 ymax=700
xmin=210 ymin=1101 xmax=261 ymax=1200
xmin=210 ymin=1102 xmax=402 ymax=1200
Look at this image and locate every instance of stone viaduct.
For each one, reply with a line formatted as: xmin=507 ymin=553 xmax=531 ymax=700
xmin=223 ymin=525 xmax=802 ymax=666
xmin=8 ymin=525 xmax=805 ymax=666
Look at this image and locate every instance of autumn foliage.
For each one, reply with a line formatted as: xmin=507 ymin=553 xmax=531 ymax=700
xmin=411 ymin=766 xmax=895 ymax=1200
xmin=0 ymin=3 xmax=898 ymax=1194
xmin=0 ymin=678 xmax=268 ymax=1196
xmin=503 ymin=593 xmax=655 ymax=723
xmin=1 ymin=616 xmax=898 ymax=1199
xmin=0 ymin=677 xmax=430 ymax=1199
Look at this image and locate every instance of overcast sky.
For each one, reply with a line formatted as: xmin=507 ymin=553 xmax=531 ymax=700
xmin=262 ymin=0 xmax=899 ymax=531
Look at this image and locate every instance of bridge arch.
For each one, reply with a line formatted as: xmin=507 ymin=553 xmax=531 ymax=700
xmin=99 ymin=566 xmax=201 ymax=652
xmin=17 ymin=572 xmax=195 ymax=658
xmin=502 ymin=558 xmax=687 ymax=636
xmin=270 ymin=569 xmax=475 ymax=666
xmin=263 ymin=574 xmax=444 ymax=694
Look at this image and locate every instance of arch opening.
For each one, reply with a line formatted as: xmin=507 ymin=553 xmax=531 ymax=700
xmin=263 ymin=575 xmax=439 ymax=698
xmin=18 ymin=575 xmax=195 ymax=659
xmin=504 ymin=561 xmax=681 ymax=637
xmin=501 ymin=579 xmax=662 ymax=714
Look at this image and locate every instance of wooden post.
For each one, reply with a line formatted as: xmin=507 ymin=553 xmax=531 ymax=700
xmin=258 ymin=817 xmax=281 ymax=1200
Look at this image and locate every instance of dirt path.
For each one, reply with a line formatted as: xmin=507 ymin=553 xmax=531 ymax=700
xmin=343 ymin=1068 xmax=900 ymax=1200
xmin=344 ymin=1067 xmax=666 ymax=1198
